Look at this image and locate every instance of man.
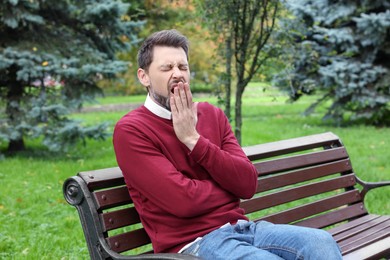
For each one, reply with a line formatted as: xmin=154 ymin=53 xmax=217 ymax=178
xmin=113 ymin=29 xmax=342 ymax=259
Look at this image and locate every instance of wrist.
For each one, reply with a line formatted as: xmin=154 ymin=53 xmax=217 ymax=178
xmin=183 ymin=133 xmax=200 ymax=151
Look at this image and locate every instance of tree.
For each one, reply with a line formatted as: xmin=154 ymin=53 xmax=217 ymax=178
xmin=200 ymin=0 xmax=279 ymax=143
xmin=0 ymin=0 xmax=142 ymax=152
xmin=274 ymin=0 xmax=390 ymax=125
xmin=197 ymin=0 xmax=235 ymax=120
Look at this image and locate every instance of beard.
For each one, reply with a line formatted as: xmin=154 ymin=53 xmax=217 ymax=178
xmin=149 ymin=82 xmax=171 ymax=111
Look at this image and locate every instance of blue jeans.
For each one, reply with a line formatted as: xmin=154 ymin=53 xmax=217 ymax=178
xmin=182 ymin=221 xmax=342 ymax=260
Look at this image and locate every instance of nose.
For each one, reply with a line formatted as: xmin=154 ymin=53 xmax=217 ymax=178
xmin=172 ymin=66 xmax=183 ymax=79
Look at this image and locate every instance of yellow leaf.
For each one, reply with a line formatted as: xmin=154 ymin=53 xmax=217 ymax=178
xmin=32 ymin=47 xmax=38 ymax=51
xmin=121 ymin=35 xmax=128 ymax=41
xmin=42 ymin=61 xmax=49 ymax=66
xmin=121 ymin=14 xmax=130 ymax=21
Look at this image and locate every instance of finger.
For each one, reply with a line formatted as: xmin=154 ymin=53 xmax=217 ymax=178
xmin=184 ymin=83 xmax=192 ymax=107
xmin=178 ymin=82 xmax=188 ymax=107
xmin=170 ymin=95 xmax=178 ymax=114
xmin=174 ymin=85 xmax=184 ymax=111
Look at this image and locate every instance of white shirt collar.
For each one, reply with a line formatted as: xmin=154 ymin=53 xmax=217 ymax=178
xmin=144 ymin=94 xmax=172 ymax=120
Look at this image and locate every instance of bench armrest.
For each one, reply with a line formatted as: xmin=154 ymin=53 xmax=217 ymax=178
xmin=356 ymin=176 xmax=390 ymax=200
xmin=64 ymin=176 xmax=202 ymax=260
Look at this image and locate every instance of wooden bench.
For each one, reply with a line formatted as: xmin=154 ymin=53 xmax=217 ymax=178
xmin=63 ymin=132 xmax=390 ymax=259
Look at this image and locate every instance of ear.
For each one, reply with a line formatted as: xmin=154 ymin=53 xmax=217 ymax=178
xmin=137 ymin=68 xmax=150 ymax=87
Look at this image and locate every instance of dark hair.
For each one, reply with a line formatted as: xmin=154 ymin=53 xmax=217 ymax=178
xmin=137 ymin=29 xmax=189 ymax=71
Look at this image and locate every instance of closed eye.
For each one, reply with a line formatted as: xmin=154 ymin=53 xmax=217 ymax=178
xmin=160 ymin=65 xmax=173 ymax=71
xmin=160 ymin=63 xmax=189 ymax=72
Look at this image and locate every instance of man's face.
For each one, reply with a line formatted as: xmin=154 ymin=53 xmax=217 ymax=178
xmin=138 ymin=46 xmax=190 ymax=110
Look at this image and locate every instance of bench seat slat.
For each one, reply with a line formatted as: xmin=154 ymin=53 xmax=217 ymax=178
xmin=254 ymin=191 xmax=365 ymax=225
xmin=333 ymin=215 xmax=390 ymax=241
xmin=342 ymin=236 xmax=390 ymax=260
xmin=328 ymin=214 xmax=381 ymax=236
xmin=256 ymin=159 xmax=352 ymax=193
xmin=242 ymin=174 xmax=356 ymax=214
xmin=340 ymin=224 xmax=390 ymax=254
xmin=101 ymin=207 xmax=141 ymax=232
xmin=338 ymin=219 xmax=390 ymax=247
xmin=255 ymin=147 xmax=349 ymax=175
xmin=93 ymin=186 xmax=132 ymax=211
xmin=106 ymin=228 xmax=151 ymax=253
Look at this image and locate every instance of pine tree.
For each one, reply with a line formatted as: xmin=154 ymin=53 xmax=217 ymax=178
xmin=275 ymin=0 xmax=390 ymax=125
xmin=0 ymin=0 xmax=142 ymax=152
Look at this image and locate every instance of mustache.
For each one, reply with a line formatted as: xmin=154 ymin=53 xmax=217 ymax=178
xmin=169 ymin=79 xmax=186 ymax=93
xmin=170 ymin=79 xmax=186 ymax=85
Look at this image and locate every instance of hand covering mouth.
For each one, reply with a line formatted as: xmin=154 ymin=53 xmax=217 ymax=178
xmin=170 ymin=80 xmax=186 ymax=93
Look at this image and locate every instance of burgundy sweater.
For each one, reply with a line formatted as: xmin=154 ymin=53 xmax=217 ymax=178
xmin=113 ymin=102 xmax=258 ymax=253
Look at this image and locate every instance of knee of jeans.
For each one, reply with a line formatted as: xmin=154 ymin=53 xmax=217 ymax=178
xmin=317 ymin=230 xmax=337 ymax=243
xmin=307 ymin=229 xmax=331 ymax=243
xmin=305 ymin=230 xmax=341 ymax=253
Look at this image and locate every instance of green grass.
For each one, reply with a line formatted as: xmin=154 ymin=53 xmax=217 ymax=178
xmin=0 ymin=83 xmax=389 ymax=259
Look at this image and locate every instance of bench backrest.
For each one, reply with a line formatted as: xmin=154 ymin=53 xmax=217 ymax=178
xmin=64 ymin=132 xmax=368 ymax=257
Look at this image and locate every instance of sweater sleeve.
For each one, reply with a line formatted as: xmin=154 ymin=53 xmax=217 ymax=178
xmin=113 ymin=122 xmax=237 ymax=218
xmin=189 ymin=110 xmax=258 ymax=199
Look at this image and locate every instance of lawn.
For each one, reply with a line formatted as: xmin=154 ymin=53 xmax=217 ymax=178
xmin=0 ymin=83 xmax=389 ymax=259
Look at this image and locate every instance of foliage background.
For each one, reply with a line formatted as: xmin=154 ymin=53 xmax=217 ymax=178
xmin=0 ymin=0 xmax=143 ymax=152
xmin=273 ymin=0 xmax=390 ymax=125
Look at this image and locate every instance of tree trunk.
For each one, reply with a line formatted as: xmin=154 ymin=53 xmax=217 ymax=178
xmin=6 ymin=66 xmax=26 ymax=152
xmin=224 ymin=33 xmax=233 ymax=120
xmin=7 ymin=139 xmax=25 ymax=152
xmin=39 ymin=78 xmax=48 ymax=122
xmin=234 ymin=84 xmax=244 ymax=145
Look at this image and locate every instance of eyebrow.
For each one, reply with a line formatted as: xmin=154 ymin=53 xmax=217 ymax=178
xmin=159 ymin=62 xmax=188 ymax=69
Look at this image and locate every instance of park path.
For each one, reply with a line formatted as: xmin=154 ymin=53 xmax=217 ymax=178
xmin=80 ymin=103 xmax=142 ymax=113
